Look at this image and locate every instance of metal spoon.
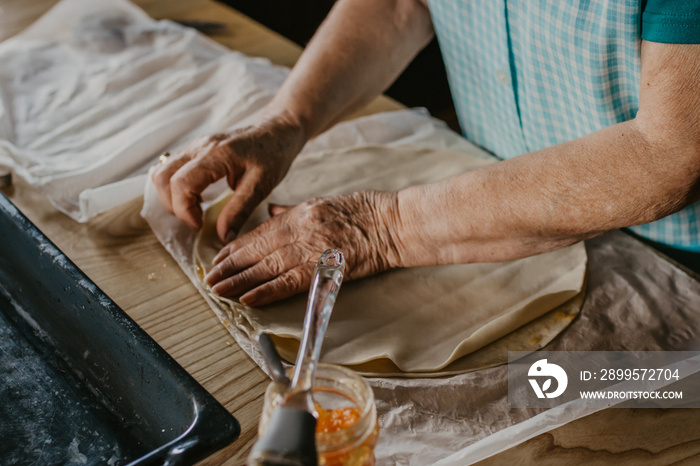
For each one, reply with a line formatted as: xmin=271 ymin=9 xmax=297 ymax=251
xmin=258 ymin=332 xmax=291 ymax=387
xmin=248 ymin=249 xmax=345 ymax=466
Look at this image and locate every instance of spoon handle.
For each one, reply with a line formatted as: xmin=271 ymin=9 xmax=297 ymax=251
xmin=247 ymin=250 xmax=345 ymax=466
xmin=288 ymin=250 xmax=345 ymax=407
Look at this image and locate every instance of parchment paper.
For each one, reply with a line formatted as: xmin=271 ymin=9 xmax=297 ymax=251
xmin=142 ymin=110 xmax=700 ymax=464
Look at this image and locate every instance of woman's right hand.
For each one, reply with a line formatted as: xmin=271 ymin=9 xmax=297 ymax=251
xmin=152 ymin=112 xmax=307 ymax=243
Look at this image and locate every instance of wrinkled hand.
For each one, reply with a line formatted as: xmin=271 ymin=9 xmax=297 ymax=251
xmin=152 ymin=114 xmax=305 ymax=242
xmin=204 ymin=191 xmax=402 ymax=306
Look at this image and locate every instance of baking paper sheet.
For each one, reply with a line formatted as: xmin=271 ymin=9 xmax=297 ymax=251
xmin=0 ymin=0 xmax=287 ymax=221
xmin=142 ymin=110 xmax=700 ymax=464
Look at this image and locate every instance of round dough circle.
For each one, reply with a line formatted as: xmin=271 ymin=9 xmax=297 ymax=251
xmin=194 ymin=145 xmax=587 ymax=376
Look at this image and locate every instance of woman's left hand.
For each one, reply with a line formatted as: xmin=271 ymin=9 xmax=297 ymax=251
xmin=204 ymin=190 xmax=402 ymax=306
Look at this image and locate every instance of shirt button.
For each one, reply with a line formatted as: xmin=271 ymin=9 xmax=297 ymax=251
xmin=496 ymin=69 xmax=510 ymax=86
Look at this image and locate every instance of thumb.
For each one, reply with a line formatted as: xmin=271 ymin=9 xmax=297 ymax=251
xmin=216 ymin=174 xmax=266 ymax=243
xmin=268 ymin=203 xmax=295 ymax=217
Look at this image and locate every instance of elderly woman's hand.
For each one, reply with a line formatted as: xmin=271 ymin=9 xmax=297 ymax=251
xmin=152 ymin=113 xmax=306 ymax=242
xmin=204 ymin=190 xmax=403 ymax=306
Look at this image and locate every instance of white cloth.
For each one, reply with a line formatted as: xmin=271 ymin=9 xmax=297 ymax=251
xmin=0 ymin=0 xmax=288 ymax=221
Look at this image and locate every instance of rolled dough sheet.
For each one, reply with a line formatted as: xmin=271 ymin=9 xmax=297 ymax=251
xmin=194 ymin=145 xmax=587 ymax=375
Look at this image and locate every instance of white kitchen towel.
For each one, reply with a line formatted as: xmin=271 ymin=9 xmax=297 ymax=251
xmin=0 ymin=0 xmax=288 ymax=221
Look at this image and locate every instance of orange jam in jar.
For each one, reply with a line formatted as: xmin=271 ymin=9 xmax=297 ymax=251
xmin=259 ymin=363 xmax=379 ymax=466
xmin=315 ymin=403 xmax=361 ymax=433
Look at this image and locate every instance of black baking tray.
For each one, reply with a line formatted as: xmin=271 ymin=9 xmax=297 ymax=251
xmin=0 ymin=193 xmax=240 ymax=465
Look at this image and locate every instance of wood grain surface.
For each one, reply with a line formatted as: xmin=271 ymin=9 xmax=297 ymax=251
xmin=2 ymin=1 xmax=698 ymax=465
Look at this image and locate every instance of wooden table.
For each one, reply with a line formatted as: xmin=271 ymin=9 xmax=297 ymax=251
xmin=3 ymin=1 xmax=699 ymax=464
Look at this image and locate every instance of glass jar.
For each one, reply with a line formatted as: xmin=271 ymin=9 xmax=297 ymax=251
xmin=258 ymin=363 xmax=379 ymax=466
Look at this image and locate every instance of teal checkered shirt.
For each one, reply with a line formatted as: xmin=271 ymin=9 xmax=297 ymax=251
xmin=428 ymin=0 xmax=700 ymax=251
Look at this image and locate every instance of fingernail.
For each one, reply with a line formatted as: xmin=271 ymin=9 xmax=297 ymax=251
xmin=211 ymin=282 xmax=225 ymax=296
xmin=239 ymin=292 xmax=254 ymax=306
xmin=213 ymin=245 xmax=234 ymax=265
xmin=204 ymin=270 xmax=217 ymax=286
xmin=212 ymin=250 xmax=225 ymax=265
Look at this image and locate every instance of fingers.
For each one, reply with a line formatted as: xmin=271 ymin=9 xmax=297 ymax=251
xmin=151 ymin=155 xmax=190 ymax=214
xmin=205 ymin=215 xmax=313 ymax=306
xmin=240 ymin=264 xmax=315 ymax=307
xmin=210 ymin=245 xmax=308 ymax=300
xmin=213 ymin=204 xmax=292 ymax=264
xmin=206 ymin=226 xmax=295 ymax=286
xmin=201 ymin=191 xmax=383 ymax=307
xmin=216 ymin=170 xmax=267 ymax=243
xmin=170 ymin=157 xmax=227 ymax=229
